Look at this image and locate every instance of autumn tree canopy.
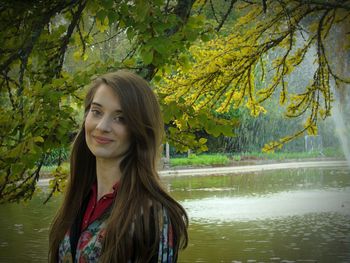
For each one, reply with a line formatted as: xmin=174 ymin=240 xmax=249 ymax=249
xmin=1 ymin=0 xmax=349 ymax=203
xmin=158 ymin=0 xmax=350 ymax=152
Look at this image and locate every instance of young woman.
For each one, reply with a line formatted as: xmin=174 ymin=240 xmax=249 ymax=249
xmin=49 ymin=70 xmax=188 ymax=263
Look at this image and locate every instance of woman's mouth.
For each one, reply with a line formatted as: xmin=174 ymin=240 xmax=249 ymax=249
xmin=93 ymin=136 xmax=114 ymax=144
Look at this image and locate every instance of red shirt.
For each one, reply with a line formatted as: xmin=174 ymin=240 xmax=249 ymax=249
xmin=81 ymin=181 xmax=119 ymax=231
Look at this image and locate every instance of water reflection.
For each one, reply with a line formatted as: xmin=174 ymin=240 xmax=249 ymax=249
xmin=167 ymin=168 xmax=350 ymax=262
xmin=165 ymin=167 xmax=350 ymax=200
xmin=179 ymin=213 xmax=350 ymax=262
xmin=183 ymin=188 xmax=350 ymax=222
xmin=0 ymin=167 xmax=349 ymax=262
xmin=0 ymin=194 xmax=62 ymax=263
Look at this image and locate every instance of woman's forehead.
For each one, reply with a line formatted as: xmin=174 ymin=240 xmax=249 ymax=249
xmin=92 ymin=84 xmax=122 ymax=112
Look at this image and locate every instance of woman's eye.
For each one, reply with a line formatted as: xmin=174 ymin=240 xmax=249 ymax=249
xmin=91 ymin=109 xmax=101 ymax=116
xmin=114 ymin=116 xmax=125 ymax=123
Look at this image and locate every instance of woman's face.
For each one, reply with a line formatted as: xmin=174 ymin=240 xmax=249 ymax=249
xmin=85 ymin=84 xmax=131 ymax=162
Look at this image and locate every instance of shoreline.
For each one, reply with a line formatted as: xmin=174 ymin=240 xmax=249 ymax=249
xmin=159 ymin=160 xmax=349 ymax=177
xmin=37 ymin=159 xmax=349 ymax=186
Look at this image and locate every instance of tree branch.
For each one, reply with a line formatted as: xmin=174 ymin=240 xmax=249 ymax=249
xmin=216 ymin=0 xmax=238 ymax=32
xmin=54 ymin=0 xmax=87 ymax=77
xmin=0 ymin=0 xmax=78 ymax=74
xmin=144 ymin=0 xmax=196 ymax=81
xmin=209 ymin=0 xmax=220 ymax=24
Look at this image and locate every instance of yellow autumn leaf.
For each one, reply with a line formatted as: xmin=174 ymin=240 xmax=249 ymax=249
xmin=73 ymin=51 xmax=81 ymax=61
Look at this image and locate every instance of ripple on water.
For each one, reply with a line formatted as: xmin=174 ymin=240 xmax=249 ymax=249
xmin=0 ymin=242 xmax=8 ymax=248
xmin=183 ymin=188 xmax=350 ymax=222
xmin=13 ymin=224 xmax=24 ymax=234
xmin=180 ymin=212 xmax=350 ymax=262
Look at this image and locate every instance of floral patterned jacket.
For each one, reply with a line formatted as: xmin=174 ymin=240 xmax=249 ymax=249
xmin=58 ymin=207 xmax=174 ymax=263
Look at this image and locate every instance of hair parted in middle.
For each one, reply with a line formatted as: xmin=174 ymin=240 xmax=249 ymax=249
xmin=48 ymin=70 xmax=188 ymax=263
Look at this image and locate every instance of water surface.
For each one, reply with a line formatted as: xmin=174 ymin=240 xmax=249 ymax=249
xmin=0 ymin=167 xmax=349 ymax=262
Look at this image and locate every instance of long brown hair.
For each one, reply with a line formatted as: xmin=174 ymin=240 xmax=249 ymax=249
xmin=49 ymin=70 xmax=188 ymax=262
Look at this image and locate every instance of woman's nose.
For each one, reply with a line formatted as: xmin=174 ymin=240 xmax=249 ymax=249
xmin=96 ymin=116 xmax=112 ymax=132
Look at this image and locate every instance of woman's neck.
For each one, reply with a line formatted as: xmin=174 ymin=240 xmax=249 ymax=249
xmin=95 ymin=158 xmax=121 ymax=201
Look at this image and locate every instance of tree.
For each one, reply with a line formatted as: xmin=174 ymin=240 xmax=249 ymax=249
xmin=0 ymin=0 xmax=208 ymax=203
xmin=1 ymin=0 xmax=349 ymax=203
xmin=158 ymin=0 xmax=350 ymax=152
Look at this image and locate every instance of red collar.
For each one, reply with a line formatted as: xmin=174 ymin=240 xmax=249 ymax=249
xmin=91 ymin=180 xmax=120 ymax=201
xmin=81 ymin=180 xmax=119 ymax=231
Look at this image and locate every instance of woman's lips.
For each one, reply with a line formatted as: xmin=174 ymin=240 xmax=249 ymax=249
xmin=93 ymin=136 xmax=114 ymax=144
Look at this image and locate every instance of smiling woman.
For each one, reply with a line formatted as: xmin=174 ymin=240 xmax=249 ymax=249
xmin=48 ymin=70 xmax=188 ymax=263
xmin=85 ymin=84 xmax=131 ymax=165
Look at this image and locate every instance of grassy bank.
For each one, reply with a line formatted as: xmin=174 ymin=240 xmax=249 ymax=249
xmin=231 ymin=147 xmax=344 ymax=161
xmin=170 ymin=154 xmax=230 ymax=167
xmin=169 ymin=148 xmax=344 ymax=167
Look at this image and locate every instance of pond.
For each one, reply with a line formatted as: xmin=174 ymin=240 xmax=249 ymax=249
xmin=0 ymin=166 xmax=349 ymax=262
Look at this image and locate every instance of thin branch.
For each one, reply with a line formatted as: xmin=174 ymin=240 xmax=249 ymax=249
xmin=88 ymin=27 xmax=123 ymax=47
xmin=262 ymin=0 xmax=267 ymax=13
xmin=0 ymin=0 xmax=78 ymax=73
xmin=55 ymin=0 xmax=87 ymax=77
xmin=197 ymin=0 xmax=208 ymax=14
xmin=216 ymin=0 xmax=238 ymax=31
xmin=0 ymin=167 xmax=11 ymax=199
xmin=164 ymin=0 xmax=171 ymax=14
xmin=209 ymin=0 xmax=220 ymax=24
xmin=295 ymin=0 xmax=350 ymax=11
xmin=43 ymin=181 xmax=61 ymax=204
xmin=76 ymin=18 xmax=86 ymax=55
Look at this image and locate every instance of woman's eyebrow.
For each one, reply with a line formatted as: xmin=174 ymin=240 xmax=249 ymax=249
xmin=91 ymin=102 xmax=102 ymax=107
xmin=91 ymin=102 xmax=123 ymax=113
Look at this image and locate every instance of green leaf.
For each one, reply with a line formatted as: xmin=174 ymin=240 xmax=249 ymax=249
xmin=126 ymin=28 xmax=135 ymax=41
xmin=73 ymin=51 xmax=81 ymax=61
xmin=135 ymin=0 xmax=150 ymax=22
xmin=33 ymin=136 xmax=44 ymax=143
xmin=153 ymin=75 xmax=162 ymax=82
xmin=7 ymin=143 xmax=24 ymax=158
xmin=107 ymin=11 xmax=119 ymax=24
xmin=123 ymin=58 xmax=136 ymax=67
xmin=96 ymin=16 xmax=109 ymax=32
xmin=185 ymin=29 xmax=198 ymax=42
xmin=199 ymin=138 xmax=207 ymax=144
xmin=141 ymin=49 xmax=153 ymax=65
xmin=200 ymin=33 xmax=211 ymax=42
xmin=150 ymin=37 xmax=172 ymax=55
xmin=101 ymin=0 xmax=114 ymax=9
xmin=221 ymin=125 xmax=233 ymax=136
xmin=153 ymin=42 xmax=168 ymax=55
xmin=96 ymin=9 xmax=108 ymax=22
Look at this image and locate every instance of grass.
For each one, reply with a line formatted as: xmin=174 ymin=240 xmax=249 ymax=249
xmin=170 ymin=154 xmax=230 ymax=167
xmin=232 ymin=151 xmax=319 ymax=161
xmin=231 ymin=147 xmax=344 ymax=161
xmin=169 ymin=147 xmax=345 ymax=167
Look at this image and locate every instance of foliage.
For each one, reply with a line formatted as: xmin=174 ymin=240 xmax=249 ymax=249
xmin=41 ymin=162 xmax=70 ymax=175
xmin=0 ymin=0 xmax=210 ymax=203
xmin=159 ymin=98 xmax=237 ymax=152
xmin=158 ymin=0 xmax=350 ymax=153
xmin=42 ymin=147 xmax=70 ymax=166
xmin=204 ymin=92 xmax=343 ymax=154
xmin=205 ymin=110 xmax=305 ymax=153
xmin=1 ymin=0 xmax=349 ymax=203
